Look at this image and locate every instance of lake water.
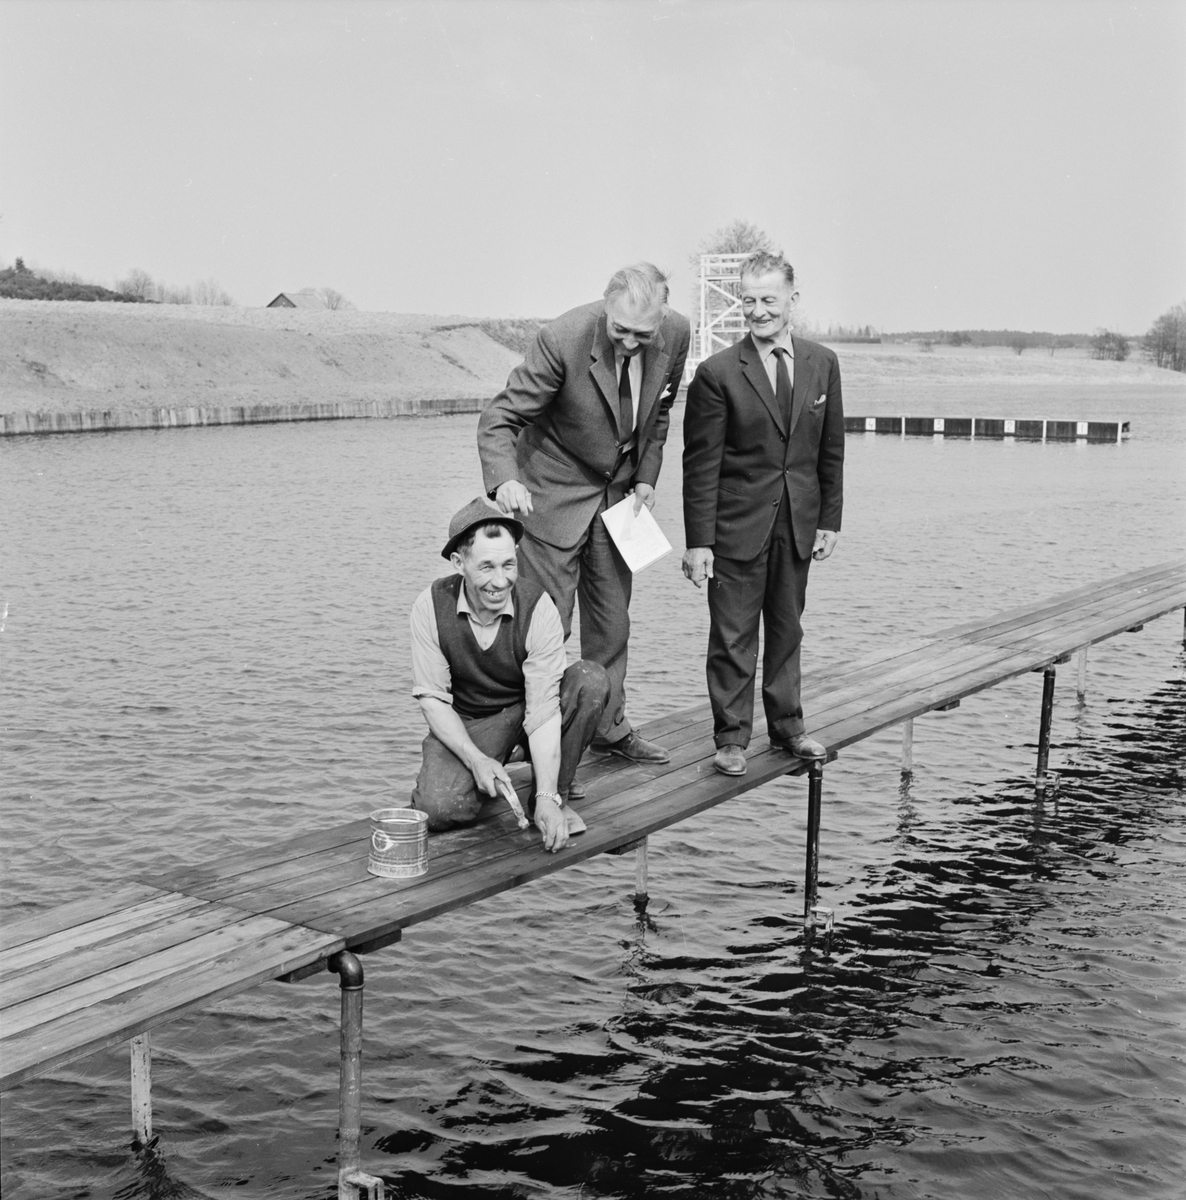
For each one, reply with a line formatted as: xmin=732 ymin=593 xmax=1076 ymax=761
xmin=2 ymin=386 xmax=1185 ymax=1199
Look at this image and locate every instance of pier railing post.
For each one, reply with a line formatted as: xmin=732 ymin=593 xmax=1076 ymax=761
xmin=130 ymin=1033 xmax=152 ymax=1147
xmin=1036 ymin=665 xmax=1057 ymax=791
xmin=328 ymin=952 xmax=385 ymax=1200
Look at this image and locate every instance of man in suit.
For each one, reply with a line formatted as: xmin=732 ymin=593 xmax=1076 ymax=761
xmin=478 ymin=263 xmax=691 ymax=765
xmin=682 ymin=252 xmax=844 ymax=776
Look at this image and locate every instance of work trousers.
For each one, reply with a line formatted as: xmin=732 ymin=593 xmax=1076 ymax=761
xmin=516 ymin=498 xmax=634 ymax=745
xmin=706 ymin=509 xmax=812 ymax=748
xmin=410 ymin=660 xmax=609 ymax=831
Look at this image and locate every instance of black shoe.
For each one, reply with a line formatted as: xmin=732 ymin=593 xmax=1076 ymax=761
xmin=565 ymin=778 xmax=586 ymax=802
xmin=771 ymin=732 xmax=827 ymax=760
xmin=596 ymin=731 xmax=670 ymax=764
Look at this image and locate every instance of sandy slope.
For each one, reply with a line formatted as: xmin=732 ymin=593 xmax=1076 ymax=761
xmin=0 ymin=300 xmax=523 ymax=414
xmin=1 ymin=299 xmax=1181 ymax=417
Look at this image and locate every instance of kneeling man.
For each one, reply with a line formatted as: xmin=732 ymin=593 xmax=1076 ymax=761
xmin=410 ymin=498 xmax=609 ymax=852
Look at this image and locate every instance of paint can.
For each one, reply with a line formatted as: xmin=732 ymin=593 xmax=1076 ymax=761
xmin=367 ymin=807 xmax=429 ymax=878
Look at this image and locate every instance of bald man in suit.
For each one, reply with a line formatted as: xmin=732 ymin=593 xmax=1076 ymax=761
xmin=682 ymin=252 xmax=844 ymax=776
xmin=478 ymin=263 xmax=691 ymax=770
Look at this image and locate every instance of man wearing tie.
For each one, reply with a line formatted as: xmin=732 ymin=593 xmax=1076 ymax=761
xmin=478 ymin=264 xmax=691 ymax=769
xmin=682 ymin=252 xmax=845 ymax=776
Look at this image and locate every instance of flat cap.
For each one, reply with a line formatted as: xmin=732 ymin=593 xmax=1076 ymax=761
xmin=441 ymin=497 xmax=523 ymax=560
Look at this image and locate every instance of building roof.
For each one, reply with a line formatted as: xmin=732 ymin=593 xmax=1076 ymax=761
xmin=267 ymin=291 xmax=326 ymax=310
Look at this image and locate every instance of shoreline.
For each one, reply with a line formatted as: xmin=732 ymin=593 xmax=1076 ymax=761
xmin=0 ymin=395 xmax=490 ymax=436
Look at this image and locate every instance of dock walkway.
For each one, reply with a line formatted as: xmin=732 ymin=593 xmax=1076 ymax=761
xmin=3 ymin=560 xmax=1183 ymax=1192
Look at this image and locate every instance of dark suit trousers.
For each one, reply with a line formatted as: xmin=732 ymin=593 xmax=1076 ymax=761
xmin=707 ymin=506 xmax=811 ymax=748
xmin=516 ymin=495 xmax=634 ymax=745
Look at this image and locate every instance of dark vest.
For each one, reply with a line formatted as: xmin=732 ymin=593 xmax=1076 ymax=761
xmin=431 ymin=574 xmax=545 ymax=719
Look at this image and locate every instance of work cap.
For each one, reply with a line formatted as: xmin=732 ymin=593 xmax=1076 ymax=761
xmin=442 ymin=497 xmax=523 ymax=560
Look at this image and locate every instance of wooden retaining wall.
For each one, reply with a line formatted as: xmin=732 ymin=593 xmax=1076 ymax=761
xmin=0 ymin=397 xmax=489 ymax=437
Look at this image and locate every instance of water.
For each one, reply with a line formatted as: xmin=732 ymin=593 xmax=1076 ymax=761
xmin=2 ymin=387 xmax=1185 ymax=1199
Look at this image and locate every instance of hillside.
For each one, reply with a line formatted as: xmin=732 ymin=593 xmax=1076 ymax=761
xmin=0 ymin=300 xmax=525 ymax=415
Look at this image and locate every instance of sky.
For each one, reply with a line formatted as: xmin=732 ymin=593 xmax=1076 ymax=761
xmin=1 ymin=0 xmax=1183 ymax=332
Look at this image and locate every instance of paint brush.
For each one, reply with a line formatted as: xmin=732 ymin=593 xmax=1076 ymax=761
xmin=497 ymin=780 xmax=530 ymax=829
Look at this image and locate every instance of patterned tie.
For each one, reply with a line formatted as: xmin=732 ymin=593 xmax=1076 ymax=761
xmin=618 ymin=354 xmax=634 ymax=438
xmin=772 ymin=346 xmax=792 ymax=428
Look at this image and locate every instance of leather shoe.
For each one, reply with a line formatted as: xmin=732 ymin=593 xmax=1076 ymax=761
xmin=565 ymin=778 xmax=586 ymax=802
xmin=713 ymin=745 xmax=747 ymax=776
xmin=772 ymin=732 xmax=827 ymax=760
xmin=597 ymin=731 xmax=670 ymax=764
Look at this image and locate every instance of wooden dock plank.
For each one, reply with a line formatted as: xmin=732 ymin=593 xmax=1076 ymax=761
xmin=0 ymin=901 xmax=282 ymax=1010
xmin=0 ymin=914 xmax=318 ymax=1038
xmin=0 ymin=883 xmax=173 ymax=953
xmin=0 ymin=922 xmax=343 ymax=1090
xmin=933 ymin=560 xmax=1184 ymax=641
xmin=1 ymin=892 xmax=215 ymax=979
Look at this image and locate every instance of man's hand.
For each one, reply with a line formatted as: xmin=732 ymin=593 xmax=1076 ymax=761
xmin=466 ymin=751 xmax=514 ymax=800
xmin=682 ymin=546 xmax=714 ymax=588
xmin=494 ymin=480 xmax=533 ymax=517
xmin=631 ymin=483 xmax=656 ymax=514
xmin=812 ymin=529 xmax=839 ymax=561
xmin=533 ymin=795 xmax=569 ymax=853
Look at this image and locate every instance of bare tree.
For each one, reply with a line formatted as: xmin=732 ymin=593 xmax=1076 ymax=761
xmin=118 ymin=268 xmax=155 ymax=300
xmin=1143 ymin=302 xmax=1186 ymax=372
xmin=689 ymin=218 xmax=775 ymax=275
xmin=191 ymin=277 xmax=234 ymax=306
xmin=1091 ymin=329 xmax=1129 ymax=362
xmin=316 ymin=287 xmax=353 ymax=311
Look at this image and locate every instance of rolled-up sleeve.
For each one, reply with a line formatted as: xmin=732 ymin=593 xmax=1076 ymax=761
xmin=522 ymin=592 xmax=566 ymax=735
xmin=410 ymin=587 xmax=453 ymax=706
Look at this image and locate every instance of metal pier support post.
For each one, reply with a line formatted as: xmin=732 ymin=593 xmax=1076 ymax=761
xmin=804 ymin=762 xmax=823 ymax=923
xmin=328 ymin=952 xmax=385 ymax=1200
xmin=634 ymin=838 xmax=649 ymax=907
xmin=900 ymin=718 xmax=914 ymax=776
xmin=130 ymin=1033 xmax=152 ymax=1147
xmin=1036 ymin=665 xmax=1057 ymax=791
xmin=1076 ymin=647 xmax=1087 ymax=700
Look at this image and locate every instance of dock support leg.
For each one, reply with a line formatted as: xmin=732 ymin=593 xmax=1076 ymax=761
xmin=634 ymin=838 xmax=649 ymax=908
xmin=1036 ymin=665 xmax=1056 ymax=792
xmin=328 ymin=952 xmax=384 ymax=1200
xmin=804 ymin=762 xmax=823 ymax=924
xmin=900 ymin=718 xmax=914 ymax=776
xmin=1076 ymin=647 xmax=1087 ymax=700
xmin=130 ymin=1033 xmax=152 ymax=1147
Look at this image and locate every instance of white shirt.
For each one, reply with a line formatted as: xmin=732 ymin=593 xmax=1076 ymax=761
xmin=409 ymin=582 xmax=566 ymax=736
xmin=753 ymin=332 xmax=795 ymax=394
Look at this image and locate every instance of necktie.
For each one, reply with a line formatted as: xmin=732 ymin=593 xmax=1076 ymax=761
xmin=618 ymin=355 xmax=634 ymax=438
xmin=772 ymin=346 xmax=792 ymax=428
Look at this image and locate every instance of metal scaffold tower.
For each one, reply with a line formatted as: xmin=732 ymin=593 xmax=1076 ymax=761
xmin=696 ymin=252 xmax=750 ymax=362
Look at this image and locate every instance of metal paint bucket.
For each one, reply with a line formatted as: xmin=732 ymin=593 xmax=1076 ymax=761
xmin=367 ymin=807 xmax=429 ymax=878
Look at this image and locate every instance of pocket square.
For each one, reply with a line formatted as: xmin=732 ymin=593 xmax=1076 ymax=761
xmin=813 ymin=394 xmax=827 ymax=407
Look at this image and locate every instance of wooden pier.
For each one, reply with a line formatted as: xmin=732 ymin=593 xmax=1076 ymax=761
xmin=2 ymin=560 xmax=1183 ymax=1199
xmin=843 ymin=415 xmax=1130 ymax=441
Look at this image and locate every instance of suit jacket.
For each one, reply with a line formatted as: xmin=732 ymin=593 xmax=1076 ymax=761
xmin=478 ymin=300 xmax=691 ymax=549
xmin=683 ymin=333 xmax=844 ymax=561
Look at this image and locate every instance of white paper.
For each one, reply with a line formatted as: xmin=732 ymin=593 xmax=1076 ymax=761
xmin=599 ymin=496 xmax=673 ymax=573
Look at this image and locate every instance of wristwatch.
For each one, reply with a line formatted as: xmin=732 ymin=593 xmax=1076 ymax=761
xmin=535 ymin=790 xmax=564 ymax=809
